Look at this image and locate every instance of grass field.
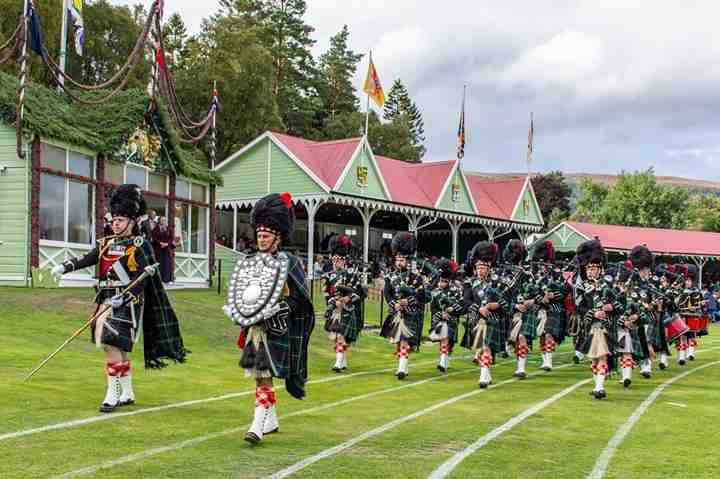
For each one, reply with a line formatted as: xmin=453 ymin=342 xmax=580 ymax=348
xmin=1 ymin=287 xmax=719 ymax=479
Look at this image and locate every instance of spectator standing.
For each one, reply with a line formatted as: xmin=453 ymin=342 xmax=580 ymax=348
xmin=152 ymin=216 xmax=174 ymax=284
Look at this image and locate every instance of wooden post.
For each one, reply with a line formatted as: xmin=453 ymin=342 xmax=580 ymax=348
xmin=29 ymin=136 xmax=41 ymax=268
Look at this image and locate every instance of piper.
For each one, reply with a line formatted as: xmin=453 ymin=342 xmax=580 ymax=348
xmin=323 ymin=234 xmax=366 ymax=372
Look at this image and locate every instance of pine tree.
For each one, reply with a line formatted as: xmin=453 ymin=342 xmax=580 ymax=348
xmin=223 ymin=0 xmax=319 ymax=137
xmin=382 ymin=79 xmax=426 ymax=158
xmin=163 ymin=13 xmax=188 ymax=69
xmin=317 ymin=25 xmax=363 ymax=119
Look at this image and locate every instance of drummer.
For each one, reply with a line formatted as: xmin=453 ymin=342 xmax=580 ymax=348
xmin=676 ymin=265 xmax=708 ymax=362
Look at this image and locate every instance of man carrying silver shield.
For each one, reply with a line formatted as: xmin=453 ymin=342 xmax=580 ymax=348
xmin=223 ymin=192 xmax=315 ymax=444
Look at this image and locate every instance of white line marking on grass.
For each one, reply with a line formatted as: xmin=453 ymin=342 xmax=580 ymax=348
xmin=1 ymin=353 xmax=476 ymax=443
xmin=50 ymin=366 xmax=480 ymax=479
xmin=427 ymin=378 xmax=591 ymax=479
xmin=586 ymin=360 xmax=720 ymax=479
xmin=264 ymin=363 xmax=576 ymax=479
xmin=666 ymin=402 xmax=687 ymax=408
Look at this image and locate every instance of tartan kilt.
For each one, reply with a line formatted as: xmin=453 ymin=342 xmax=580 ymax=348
xmin=325 ymin=308 xmax=362 ymax=344
xmin=90 ymin=297 xmax=141 ymax=353
xmin=647 ymin=314 xmax=670 ymax=353
xmin=520 ymin=311 xmax=538 ymax=343
xmin=240 ymin=328 xmax=290 ymax=379
xmin=461 ymin=314 xmax=505 ymax=353
xmin=578 ymin=322 xmax=612 ymax=356
xmin=616 ymin=327 xmax=648 ymax=360
xmin=429 ymin=317 xmax=459 ymax=345
xmin=543 ymin=311 xmax=566 ymax=343
xmin=380 ymin=310 xmax=422 ymax=346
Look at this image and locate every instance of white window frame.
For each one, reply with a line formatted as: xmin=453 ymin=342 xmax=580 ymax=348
xmin=175 ymin=177 xmax=210 ymax=259
xmin=39 ymin=141 xmax=96 ymax=250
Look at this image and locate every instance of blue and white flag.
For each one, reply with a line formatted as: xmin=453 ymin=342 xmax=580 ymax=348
xmin=66 ymin=0 xmax=85 ymax=56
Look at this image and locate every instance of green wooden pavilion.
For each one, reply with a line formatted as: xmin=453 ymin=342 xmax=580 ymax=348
xmin=213 ymin=131 xmax=545 ymax=277
xmin=0 ymin=72 xmax=220 ymax=287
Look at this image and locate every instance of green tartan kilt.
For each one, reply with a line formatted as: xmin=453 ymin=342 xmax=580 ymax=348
xmin=543 ymin=312 xmax=566 ymax=343
xmin=616 ymin=327 xmax=648 ymax=361
xmin=520 ymin=311 xmax=538 ymax=343
xmin=90 ymin=301 xmax=141 ymax=353
xmin=647 ymin=314 xmax=670 ymax=353
xmin=325 ymin=309 xmax=362 ymax=344
xmin=380 ymin=310 xmax=422 ymax=346
xmin=429 ymin=317 xmax=459 ymax=345
xmin=240 ymin=329 xmax=290 ymax=379
xmin=461 ymin=314 xmax=505 ymax=353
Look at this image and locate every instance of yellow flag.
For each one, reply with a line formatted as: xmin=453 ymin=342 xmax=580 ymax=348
xmin=363 ymin=58 xmax=385 ymax=108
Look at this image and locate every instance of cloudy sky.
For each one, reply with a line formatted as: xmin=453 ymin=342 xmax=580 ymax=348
xmin=118 ymin=0 xmax=720 ymax=180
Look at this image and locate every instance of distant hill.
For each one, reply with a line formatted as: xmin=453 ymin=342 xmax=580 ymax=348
xmin=466 ymin=171 xmax=720 ymax=197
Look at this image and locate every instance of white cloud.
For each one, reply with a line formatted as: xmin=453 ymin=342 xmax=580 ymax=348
xmin=107 ymin=0 xmax=720 ymax=180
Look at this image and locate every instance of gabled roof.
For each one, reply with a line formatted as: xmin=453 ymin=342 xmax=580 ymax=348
xmin=560 ymin=221 xmax=720 ymax=257
xmin=374 ymin=156 xmax=456 ymax=208
xmin=465 ymin=176 xmax=526 ymax=220
xmin=271 ymin=132 xmax=362 ymax=189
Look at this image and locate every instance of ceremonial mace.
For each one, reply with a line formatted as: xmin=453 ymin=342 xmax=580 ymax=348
xmin=24 ymin=264 xmax=159 ymax=381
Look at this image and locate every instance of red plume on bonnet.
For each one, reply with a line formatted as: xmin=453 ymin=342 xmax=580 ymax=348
xmin=449 ymin=260 xmax=458 ymax=272
xmin=545 ymin=241 xmax=555 ymax=262
xmin=280 ymin=192 xmax=293 ymax=209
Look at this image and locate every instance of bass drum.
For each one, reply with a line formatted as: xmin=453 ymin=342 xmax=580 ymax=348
xmin=664 ymin=315 xmax=689 ymax=343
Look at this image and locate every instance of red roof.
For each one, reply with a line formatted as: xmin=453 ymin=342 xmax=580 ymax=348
xmin=466 ymin=176 xmax=526 ymax=220
xmin=375 ymin=156 xmax=456 ymax=207
xmin=257 ymin=132 xmax=534 ymax=222
xmin=272 ymin=132 xmax=362 ymax=188
xmin=565 ymin=221 xmax=720 ymax=257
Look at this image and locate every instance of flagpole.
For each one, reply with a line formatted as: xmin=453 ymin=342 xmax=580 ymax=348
xmin=527 ymin=111 xmax=533 ymax=176
xmin=364 ymin=50 xmax=372 ymax=139
xmin=17 ymin=0 xmax=30 ymax=159
xmin=58 ymin=0 xmax=68 ymax=89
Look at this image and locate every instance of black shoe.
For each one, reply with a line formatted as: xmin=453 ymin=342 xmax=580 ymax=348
xmin=99 ymin=402 xmax=118 ymax=413
xmin=688 ymin=355 xmax=695 ymax=361
xmin=542 ymin=366 xmax=552 ymax=372
xmin=623 ymin=378 xmax=632 ymax=388
xmin=332 ymin=366 xmax=342 ymax=373
xmin=641 ymin=372 xmax=651 ymax=379
xmin=501 ymin=352 xmax=509 ymax=359
xmin=659 ymin=362 xmax=667 ymax=370
xmin=573 ymin=356 xmax=580 ymax=364
xmin=479 ymin=382 xmax=489 ymax=389
xmin=513 ymin=371 xmax=527 ymax=379
xmin=397 ymin=372 xmax=407 ymax=380
xmin=244 ymin=432 xmax=261 ymax=444
xmin=679 ymin=360 xmax=686 ymax=366
xmin=437 ymin=364 xmax=447 ymax=373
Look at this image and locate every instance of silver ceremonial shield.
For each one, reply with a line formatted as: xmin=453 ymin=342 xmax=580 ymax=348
xmin=226 ymin=252 xmax=290 ymax=327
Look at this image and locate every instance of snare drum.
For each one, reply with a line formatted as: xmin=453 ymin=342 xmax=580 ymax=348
xmin=664 ymin=315 xmax=689 ymax=343
xmin=686 ymin=315 xmax=709 ymax=332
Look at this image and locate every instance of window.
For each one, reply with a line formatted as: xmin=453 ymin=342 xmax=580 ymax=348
xmin=148 ymin=173 xmax=167 ymax=194
xmin=69 ymin=151 xmax=93 ymax=177
xmin=175 ymin=181 xmax=209 ymax=256
xmin=126 ymin=165 xmax=146 ymax=188
xmin=67 ymin=181 xmax=93 ymax=244
xmin=191 ymin=183 xmax=206 ymax=202
xmin=176 ymin=180 xmax=190 ymax=199
xmin=40 ymin=175 xmax=66 ymax=241
xmin=41 ymin=143 xmax=66 ymax=171
xmin=106 ymin=161 xmax=124 ymax=185
xmin=190 ymin=206 xmax=207 ymax=254
xmin=39 ymin=143 xmax=95 ymax=245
